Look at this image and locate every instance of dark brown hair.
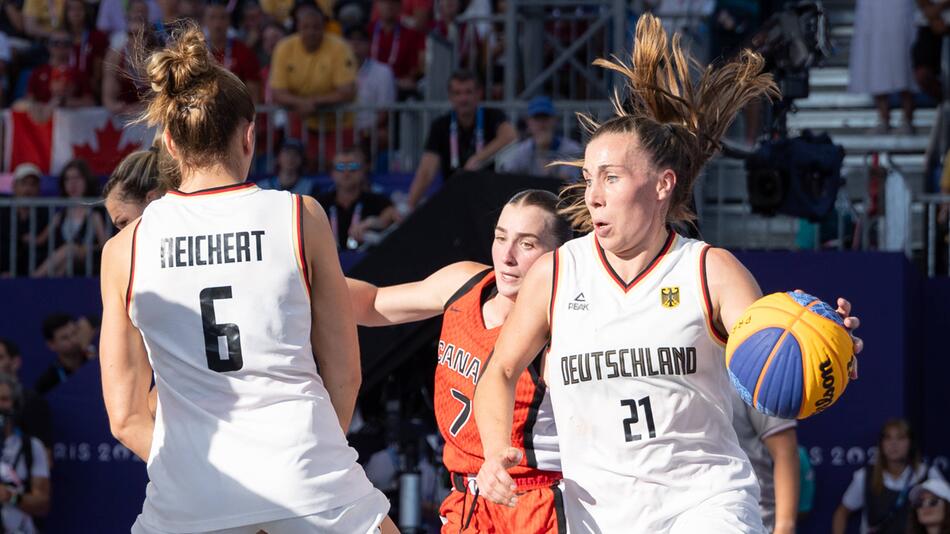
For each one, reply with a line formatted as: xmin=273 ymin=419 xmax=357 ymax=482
xmin=908 ymin=493 xmax=950 ymax=534
xmin=871 ymin=418 xmax=920 ymax=496
xmin=59 ymin=159 xmax=98 ymax=197
xmin=505 ymin=189 xmax=573 ymax=246
xmin=135 ymin=21 xmax=255 ymax=189
xmin=559 ymin=14 xmax=779 ymax=231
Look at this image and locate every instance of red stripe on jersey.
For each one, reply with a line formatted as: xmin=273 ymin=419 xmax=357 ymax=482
xmin=700 ymin=245 xmax=728 ymax=344
xmin=295 ymin=195 xmax=311 ymax=293
xmin=126 ymin=219 xmax=142 ymax=313
xmin=594 ymin=230 xmax=675 ymax=293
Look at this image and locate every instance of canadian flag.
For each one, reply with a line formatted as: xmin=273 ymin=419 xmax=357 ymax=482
xmin=4 ymin=109 xmax=156 ymax=175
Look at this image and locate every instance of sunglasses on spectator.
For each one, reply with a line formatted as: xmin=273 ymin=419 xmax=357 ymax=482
xmin=916 ymin=497 xmax=943 ymax=509
xmin=334 ymin=162 xmax=362 ymax=172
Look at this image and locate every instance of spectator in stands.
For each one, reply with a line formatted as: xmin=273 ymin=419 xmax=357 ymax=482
xmin=97 ymin=0 xmax=160 ymax=42
xmin=432 ymin=0 xmax=478 ymax=70
xmin=34 ymin=313 xmax=95 ymax=395
xmin=269 ymin=2 xmax=358 ymax=170
xmin=345 ymin=24 xmax=395 ymax=155
xmin=369 ymin=0 xmax=425 ymax=99
xmin=798 ymin=445 xmax=815 ymax=521
xmin=178 ymin=0 xmax=206 ymax=21
xmin=317 ymin=148 xmax=399 ymax=248
xmin=908 ymin=478 xmax=950 ymax=534
xmin=102 ymin=0 xmax=156 ymax=115
xmin=153 ymin=0 xmax=183 ymax=42
xmin=237 ymin=0 xmax=265 ymax=53
xmin=22 ymin=0 xmax=61 ymax=38
xmin=258 ymin=21 xmax=286 ymax=102
xmin=0 ymin=339 xmax=52 ymax=448
xmin=260 ymin=0 xmax=294 ymax=26
xmin=406 ymin=70 xmax=516 ymax=209
xmin=849 ymin=0 xmax=917 ymax=134
xmin=496 ymin=96 xmax=582 ymax=180
xmin=256 ymin=139 xmax=316 ymax=194
xmin=913 ymin=0 xmax=950 ymax=102
xmin=832 ymin=418 xmax=947 ymax=534
xmin=730 ymin=394 xmax=800 ymax=534
xmin=32 ymin=160 xmax=108 ymax=278
xmin=14 ymin=29 xmax=95 ymax=118
xmin=0 ymin=373 xmax=50 ymax=532
xmin=63 ymin=0 xmax=109 ymax=102
xmin=103 ymin=145 xmax=166 ymax=229
xmin=205 ymin=0 xmax=261 ymax=102
xmin=0 ymin=0 xmax=25 ymax=41
xmin=0 ymin=163 xmax=50 ymax=277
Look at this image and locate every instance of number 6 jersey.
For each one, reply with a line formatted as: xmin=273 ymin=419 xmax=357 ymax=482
xmin=128 ymin=183 xmax=375 ymax=532
xmin=546 ymin=231 xmax=760 ymax=532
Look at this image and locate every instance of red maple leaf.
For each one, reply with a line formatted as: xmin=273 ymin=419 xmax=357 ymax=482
xmin=71 ymin=120 xmax=141 ymax=175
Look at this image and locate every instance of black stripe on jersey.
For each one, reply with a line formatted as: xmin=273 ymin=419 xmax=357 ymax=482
xmin=125 ymin=219 xmax=142 ymax=312
xmin=700 ymin=246 xmax=729 ymax=343
xmin=552 ymin=481 xmax=567 ymax=532
xmin=444 ymin=268 xmax=492 ymax=311
xmin=521 ymin=348 xmax=547 ymax=468
xmin=549 ymin=249 xmax=559 ymax=336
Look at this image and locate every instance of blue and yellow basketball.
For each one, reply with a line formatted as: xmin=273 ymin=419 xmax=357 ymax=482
xmin=725 ymin=291 xmax=855 ymax=419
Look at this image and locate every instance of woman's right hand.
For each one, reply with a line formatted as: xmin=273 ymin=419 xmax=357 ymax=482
xmin=475 ymin=447 xmax=522 ymax=507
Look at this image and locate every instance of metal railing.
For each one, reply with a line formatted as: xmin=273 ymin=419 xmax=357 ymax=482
xmin=252 ymin=101 xmax=614 ymax=174
xmin=1 ymin=198 xmax=111 ymax=278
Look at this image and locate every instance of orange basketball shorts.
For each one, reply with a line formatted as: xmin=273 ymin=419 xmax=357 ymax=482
xmin=440 ymin=474 xmax=565 ymax=534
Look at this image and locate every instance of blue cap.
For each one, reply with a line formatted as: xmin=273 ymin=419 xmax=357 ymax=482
xmin=527 ymin=96 xmax=555 ymax=117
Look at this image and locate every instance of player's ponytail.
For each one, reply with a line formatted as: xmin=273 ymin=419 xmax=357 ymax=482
xmin=560 ymin=13 xmax=779 ymax=230
xmin=133 ymin=20 xmax=254 ymax=187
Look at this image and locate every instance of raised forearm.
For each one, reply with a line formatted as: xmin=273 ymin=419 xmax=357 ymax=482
xmin=473 ymin=364 xmax=517 ymax=457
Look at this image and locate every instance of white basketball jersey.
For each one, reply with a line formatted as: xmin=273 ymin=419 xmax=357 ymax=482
xmin=128 ymin=183 xmax=374 ymax=532
xmin=546 ymin=232 xmax=761 ymax=532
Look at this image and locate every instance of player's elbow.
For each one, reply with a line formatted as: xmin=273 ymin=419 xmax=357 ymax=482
xmin=108 ymin=412 xmax=137 ymax=446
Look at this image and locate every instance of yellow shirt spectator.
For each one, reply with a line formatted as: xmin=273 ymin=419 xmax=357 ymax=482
xmin=261 ymin=0 xmax=338 ymax=31
xmin=270 ymin=32 xmax=357 ymax=131
xmin=23 ymin=0 xmax=65 ymax=37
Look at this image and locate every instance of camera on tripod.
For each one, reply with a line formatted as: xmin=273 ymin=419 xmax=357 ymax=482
xmin=740 ymin=1 xmax=845 ymax=221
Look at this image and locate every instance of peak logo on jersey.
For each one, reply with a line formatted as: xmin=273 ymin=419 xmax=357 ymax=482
xmin=661 ymin=287 xmax=680 ymax=308
xmin=568 ymin=292 xmax=589 ymax=311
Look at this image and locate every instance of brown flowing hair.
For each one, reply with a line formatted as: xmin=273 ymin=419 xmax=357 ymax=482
xmin=558 ymin=14 xmax=780 ymax=231
xmin=871 ymin=418 xmax=920 ymax=496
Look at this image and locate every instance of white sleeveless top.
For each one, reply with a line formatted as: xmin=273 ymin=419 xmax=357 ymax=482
xmin=546 ymin=232 xmax=759 ymax=531
xmin=128 ymin=183 xmax=374 ymax=532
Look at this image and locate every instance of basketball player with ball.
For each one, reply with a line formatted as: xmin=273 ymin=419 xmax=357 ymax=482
xmin=473 ymin=14 xmax=863 ymax=533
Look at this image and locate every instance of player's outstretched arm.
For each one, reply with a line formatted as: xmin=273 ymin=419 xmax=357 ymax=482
xmin=302 ymin=196 xmax=362 ymax=431
xmin=100 ymin=222 xmax=155 ymax=461
xmin=346 ymin=261 xmax=489 ymax=327
xmin=474 ymin=251 xmax=553 ymax=508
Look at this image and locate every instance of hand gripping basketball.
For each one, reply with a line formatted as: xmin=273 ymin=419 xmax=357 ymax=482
xmin=476 ymin=447 xmax=523 ymax=507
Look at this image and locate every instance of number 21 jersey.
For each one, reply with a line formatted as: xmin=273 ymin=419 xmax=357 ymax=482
xmin=128 ymin=184 xmax=374 ymax=532
xmin=546 ymin=231 xmax=759 ymax=531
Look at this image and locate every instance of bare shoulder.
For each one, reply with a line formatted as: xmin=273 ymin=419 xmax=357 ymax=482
xmin=428 ymin=261 xmax=491 ymax=305
xmin=101 ymin=218 xmax=140 ymax=293
xmin=704 ymin=247 xmax=756 ymax=287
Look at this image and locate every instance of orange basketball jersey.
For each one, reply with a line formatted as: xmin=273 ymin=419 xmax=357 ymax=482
xmin=435 ymin=269 xmax=560 ymax=479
